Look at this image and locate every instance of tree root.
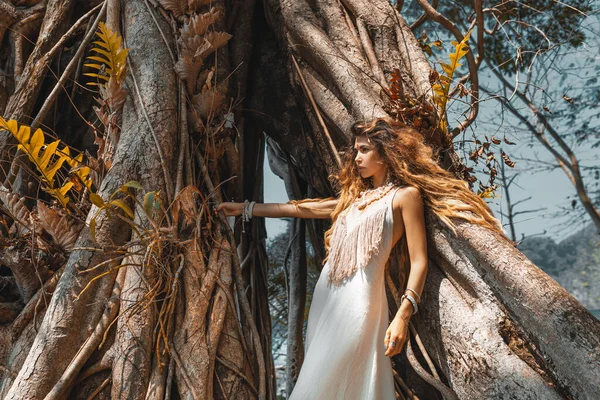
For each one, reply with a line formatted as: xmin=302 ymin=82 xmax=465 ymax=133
xmin=196 ymin=150 xmax=267 ymax=399
xmin=44 ymin=267 xmax=125 ymax=400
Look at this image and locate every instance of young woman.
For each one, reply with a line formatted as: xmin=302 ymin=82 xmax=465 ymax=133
xmin=217 ymin=117 xmax=504 ymax=399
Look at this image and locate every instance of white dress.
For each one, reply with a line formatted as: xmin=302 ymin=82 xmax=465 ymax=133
xmin=289 ymin=186 xmax=401 ymax=399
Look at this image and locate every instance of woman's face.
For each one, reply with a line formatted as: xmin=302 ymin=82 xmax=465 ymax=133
xmin=354 ymin=135 xmax=385 ymax=179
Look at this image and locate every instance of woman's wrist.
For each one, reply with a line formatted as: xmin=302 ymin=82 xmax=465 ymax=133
xmin=395 ymin=310 xmax=410 ymax=327
xmin=396 ymin=302 xmax=413 ymax=320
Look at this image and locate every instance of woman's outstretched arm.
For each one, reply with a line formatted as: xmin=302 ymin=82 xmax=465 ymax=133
xmin=216 ymin=198 xmax=338 ymax=219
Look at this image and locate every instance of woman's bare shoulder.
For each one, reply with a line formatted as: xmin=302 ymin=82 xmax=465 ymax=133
xmin=392 ymin=185 xmax=423 ymax=210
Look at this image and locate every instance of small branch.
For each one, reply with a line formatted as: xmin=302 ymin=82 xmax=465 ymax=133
xmin=338 ymin=0 xmax=362 ymax=52
xmin=473 ymin=0 xmax=484 ymax=65
xmin=31 ymin=1 xmax=107 ymax=130
xmin=406 ymin=335 xmax=459 ymax=400
xmin=84 ymin=377 xmax=110 ymax=400
xmin=291 ymin=55 xmax=342 ymax=169
xmin=10 ymin=12 xmax=44 ymax=81
xmin=175 ymin=81 xmax=189 ymax=196
xmin=356 ymin=18 xmax=389 ymax=90
xmin=169 ymin=346 xmax=201 ymax=399
xmin=409 ymin=0 xmax=438 ymax=31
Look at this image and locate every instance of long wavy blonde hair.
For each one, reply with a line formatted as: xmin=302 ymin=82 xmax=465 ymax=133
xmin=311 ymin=117 xmax=509 ymax=259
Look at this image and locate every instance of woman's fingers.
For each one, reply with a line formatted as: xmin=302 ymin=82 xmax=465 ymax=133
xmin=384 ymin=331 xmax=408 ymax=357
xmin=385 ymin=334 xmax=397 ymax=357
xmin=215 ymin=202 xmax=234 ymax=215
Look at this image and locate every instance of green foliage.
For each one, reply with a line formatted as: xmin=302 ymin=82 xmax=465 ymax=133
xmin=84 ymin=21 xmax=129 ymax=85
xmin=88 ymin=181 xmax=162 ymax=242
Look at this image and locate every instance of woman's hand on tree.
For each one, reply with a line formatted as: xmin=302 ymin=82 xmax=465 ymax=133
xmin=384 ymin=315 xmax=409 ymax=357
xmin=216 ymin=202 xmax=244 ymax=216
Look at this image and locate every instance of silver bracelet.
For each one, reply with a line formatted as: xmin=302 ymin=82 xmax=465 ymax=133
xmin=405 ymin=288 xmax=421 ymax=303
xmin=248 ymin=201 xmax=256 ymax=219
xmin=401 ymin=294 xmax=418 ymax=315
xmin=242 ymin=200 xmax=250 ymax=222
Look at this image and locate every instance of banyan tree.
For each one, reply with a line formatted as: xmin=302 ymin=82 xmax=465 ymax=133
xmin=0 ymin=0 xmax=598 ymax=399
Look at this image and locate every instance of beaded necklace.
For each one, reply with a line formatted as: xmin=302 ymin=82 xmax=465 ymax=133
xmin=354 ymin=182 xmax=394 ymax=210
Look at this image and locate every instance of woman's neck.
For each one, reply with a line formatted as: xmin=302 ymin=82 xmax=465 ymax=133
xmin=371 ymin=170 xmax=387 ymax=188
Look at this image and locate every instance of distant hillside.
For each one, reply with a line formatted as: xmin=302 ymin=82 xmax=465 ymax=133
xmin=518 ymin=223 xmax=600 ymax=310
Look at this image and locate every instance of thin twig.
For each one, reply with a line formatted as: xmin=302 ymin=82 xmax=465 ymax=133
xmin=356 ymin=17 xmax=389 ymax=90
xmin=406 ymin=336 xmax=459 ymax=400
xmin=84 ymin=377 xmax=110 ymax=400
xmin=291 ymin=55 xmax=342 ymax=169
xmin=31 ymin=2 xmax=107 ymax=130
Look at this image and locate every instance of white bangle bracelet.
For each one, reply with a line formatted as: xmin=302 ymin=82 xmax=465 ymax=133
xmin=243 ymin=200 xmax=250 ymax=222
xmin=405 ymin=288 xmax=421 ymax=303
xmin=401 ymin=294 xmax=418 ymax=315
xmin=248 ymin=201 xmax=256 ymax=219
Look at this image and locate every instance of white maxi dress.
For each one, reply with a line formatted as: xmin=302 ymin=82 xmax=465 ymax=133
xmin=289 ymin=186 xmax=401 ymax=399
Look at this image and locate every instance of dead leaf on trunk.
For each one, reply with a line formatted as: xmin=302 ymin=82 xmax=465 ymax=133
xmin=0 ymin=187 xmax=32 ymax=236
xmin=36 ymin=201 xmax=83 ymax=252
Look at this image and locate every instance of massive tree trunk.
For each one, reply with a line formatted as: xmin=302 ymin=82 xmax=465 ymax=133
xmin=0 ymin=1 xmax=598 ymax=400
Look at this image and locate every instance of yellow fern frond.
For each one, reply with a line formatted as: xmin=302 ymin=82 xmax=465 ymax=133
xmin=84 ymin=21 xmax=129 ymax=85
xmin=432 ymin=29 xmax=473 ymax=132
xmin=0 ymin=117 xmax=69 ymax=189
xmin=477 ymin=187 xmax=499 ymax=199
xmin=65 ymin=152 xmax=93 ymax=192
xmin=0 ymin=117 xmax=97 ymax=208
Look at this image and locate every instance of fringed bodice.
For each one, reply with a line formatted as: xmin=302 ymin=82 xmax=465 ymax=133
xmin=327 ymin=186 xmax=401 ymax=287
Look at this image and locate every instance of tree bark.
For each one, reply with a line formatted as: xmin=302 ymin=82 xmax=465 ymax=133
xmin=0 ymin=0 xmax=598 ymax=399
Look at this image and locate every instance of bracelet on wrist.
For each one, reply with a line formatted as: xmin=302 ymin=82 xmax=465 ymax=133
xmin=248 ymin=201 xmax=256 ymax=219
xmin=404 ymin=288 xmax=421 ymax=304
xmin=401 ymin=293 xmax=418 ymax=315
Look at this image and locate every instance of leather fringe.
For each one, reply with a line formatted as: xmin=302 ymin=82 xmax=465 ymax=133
xmin=327 ymin=203 xmax=388 ymax=287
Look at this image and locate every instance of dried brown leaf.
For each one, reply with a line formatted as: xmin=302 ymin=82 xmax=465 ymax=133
xmin=191 ymin=83 xmax=226 ymax=119
xmin=0 ymin=186 xmax=32 ymax=236
xmin=179 ymin=35 xmax=206 ymax=59
xmin=174 ymin=54 xmax=203 ymax=93
xmin=172 ymin=185 xmax=202 ymax=229
xmin=181 ymin=8 xmax=221 ymax=42
xmin=501 ymin=151 xmax=516 ymax=168
xmin=36 ymin=201 xmax=83 ymax=252
xmin=99 ymin=75 xmax=127 ymax=113
xmin=194 ymin=31 xmax=232 ymax=59
xmin=503 ymin=136 xmax=516 ymax=145
xmin=158 ymin=0 xmax=187 ymax=18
